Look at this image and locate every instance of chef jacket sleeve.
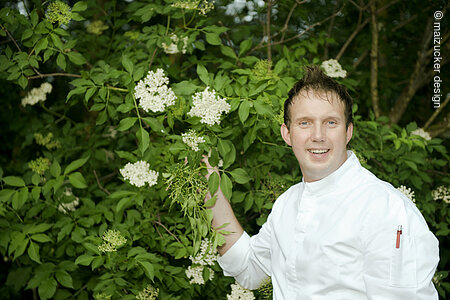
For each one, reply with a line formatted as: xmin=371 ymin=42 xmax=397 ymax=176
xmin=362 ymin=193 xmax=440 ymax=300
xmin=218 ymin=216 xmax=272 ymax=290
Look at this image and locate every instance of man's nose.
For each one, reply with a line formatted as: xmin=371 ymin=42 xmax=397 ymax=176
xmin=311 ymin=124 xmax=325 ymax=142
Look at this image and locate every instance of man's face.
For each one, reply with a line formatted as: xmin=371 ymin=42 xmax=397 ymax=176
xmin=280 ymin=90 xmax=353 ymax=182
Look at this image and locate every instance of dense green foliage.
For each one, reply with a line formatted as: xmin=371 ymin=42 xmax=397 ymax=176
xmin=0 ymin=0 xmax=448 ymax=299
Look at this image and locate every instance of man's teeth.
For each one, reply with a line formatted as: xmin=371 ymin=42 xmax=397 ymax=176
xmin=308 ymin=149 xmax=329 ymax=154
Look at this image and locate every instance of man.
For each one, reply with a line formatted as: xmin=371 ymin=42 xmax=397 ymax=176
xmin=205 ymin=66 xmax=439 ymax=299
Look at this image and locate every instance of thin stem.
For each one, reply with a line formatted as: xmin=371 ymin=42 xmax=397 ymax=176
xmin=40 ymin=102 xmax=76 ymax=125
xmin=27 ymin=73 xmax=81 ymax=80
xmin=424 ymin=94 xmax=450 ymax=130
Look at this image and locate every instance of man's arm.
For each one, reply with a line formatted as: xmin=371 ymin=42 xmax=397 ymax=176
xmin=203 ymin=157 xmax=244 ymax=255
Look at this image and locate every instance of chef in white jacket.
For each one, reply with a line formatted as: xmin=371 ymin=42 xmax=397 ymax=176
xmin=205 ymin=66 xmax=439 ymax=299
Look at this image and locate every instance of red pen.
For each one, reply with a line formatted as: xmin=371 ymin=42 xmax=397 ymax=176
xmin=396 ymin=225 xmax=402 ymax=248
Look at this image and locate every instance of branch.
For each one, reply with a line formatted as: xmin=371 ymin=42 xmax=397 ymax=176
xmin=369 ymin=0 xmax=380 ymax=118
xmin=424 ymin=94 xmax=450 ymax=130
xmin=388 ymin=17 xmax=434 ymax=124
xmin=154 ymin=215 xmax=182 ymax=244
xmin=336 ymin=0 xmax=401 ymax=60
xmin=27 ymin=73 xmax=81 ymax=80
xmin=93 ymin=170 xmax=111 ymax=196
xmin=428 ymin=111 xmax=450 ymax=138
xmin=323 ymin=0 xmax=340 ymax=59
xmin=266 ymin=0 xmax=272 ymax=63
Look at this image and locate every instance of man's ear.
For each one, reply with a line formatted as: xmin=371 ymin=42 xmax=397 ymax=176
xmin=281 ymin=123 xmax=292 ymax=146
xmin=346 ymin=122 xmax=353 ymax=145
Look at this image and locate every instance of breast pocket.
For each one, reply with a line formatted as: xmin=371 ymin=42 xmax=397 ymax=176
xmin=389 ymin=233 xmax=417 ymax=287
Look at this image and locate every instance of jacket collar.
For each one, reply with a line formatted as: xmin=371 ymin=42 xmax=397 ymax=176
xmin=302 ymin=150 xmax=361 ymax=197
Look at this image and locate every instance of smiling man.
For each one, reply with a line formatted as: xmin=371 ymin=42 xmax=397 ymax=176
xmin=206 ymin=66 xmax=439 ymax=299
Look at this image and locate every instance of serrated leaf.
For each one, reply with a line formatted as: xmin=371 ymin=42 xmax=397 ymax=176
xmin=72 ymin=1 xmax=87 ymax=12
xmin=138 ymin=261 xmax=154 ymax=280
xmin=27 ymin=241 xmax=41 ymax=264
xmin=121 ymin=55 xmax=133 ymax=74
xmin=197 ymin=64 xmax=209 ymax=85
xmin=82 ymin=243 xmax=101 ymax=255
xmin=55 ymin=270 xmax=73 ymax=288
xmin=205 ymin=32 xmax=222 ymax=45
xmin=208 ymin=172 xmax=220 ymax=196
xmin=136 ymin=127 xmax=150 ymax=155
xmin=75 ymin=254 xmax=94 ymax=266
xmin=114 ymin=151 xmax=137 ymax=162
xmin=38 ymin=277 xmax=57 ymax=300
xmin=31 ymin=234 xmax=52 ymax=243
xmin=220 ymin=173 xmax=232 ymax=200
xmin=229 ymin=168 xmax=251 ymax=184
xmin=50 ymin=160 xmax=61 ymax=177
xmin=66 ymin=52 xmax=85 ymax=65
xmin=3 ymin=176 xmax=25 ymax=187
xmin=28 ymin=223 xmax=52 ymax=234
xmin=56 ymin=53 xmax=66 ymax=70
xmin=142 ymin=117 xmax=164 ymax=133
xmin=34 ymin=38 xmax=48 ymax=55
xmin=50 ymin=33 xmax=63 ymax=50
xmin=239 ymin=38 xmax=252 ymax=56
xmin=117 ymin=117 xmax=138 ymax=131
xmin=84 ymin=87 xmax=96 ymax=103
xmin=68 ymin=172 xmax=87 ymax=189
xmin=220 ymin=45 xmax=236 ymax=59
xmin=116 ymin=197 xmax=132 ymax=212
xmin=64 ymin=156 xmax=90 ymax=175
xmin=239 ymin=101 xmax=251 ymax=124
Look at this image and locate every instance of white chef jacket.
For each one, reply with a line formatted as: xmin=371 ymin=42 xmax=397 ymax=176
xmin=218 ymin=151 xmax=439 ymax=300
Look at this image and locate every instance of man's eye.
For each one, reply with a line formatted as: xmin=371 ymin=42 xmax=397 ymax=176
xmin=328 ymin=121 xmax=336 ymax=126
xmin=300 ymin=121 xmax=308 ymax=126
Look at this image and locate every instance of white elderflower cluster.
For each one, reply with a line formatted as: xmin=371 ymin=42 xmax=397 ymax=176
xmin=172 ymin=0 xmax=214 ymax=15
xmin=185 ymin=239 xmax=218 ymax=284
xmin=321 ymin=59 xmax=347 ymax=78
xmin=98 ymin=229 xmax=127 ymax=253
xmin=22 ymin=82 xmax=53 ymax=106
xmin=182 ymin=129 xmax=205 ymax=152
xmin=136 ymin=284 xmax=159 ymax=300
xmin=120 ymin=161 xmax=159 ymax=187
xmin=189 ymin=239 xmax=219 ymax=266
xmin=397 ymin=185 xmax=415 ymax=203
xmin=57 ymin=188 xmax=80 ymax=214
xmin=432 ymin=186 xmax=450 ymax=204
xmin=185 ymin=265 xmax=214 ymax=285
xmin=134 ymin=69 xmax=177 ymax=113
xmin=411 ymin=128 xmax=432 ymax=141
xmin=162 ymin=34 xmax=188 ymax=54
xmin=224 ymin=0 xmax=265 ymax=23
xmin=188 ymin=87 xmax=231 ymax=125
xmin=227 ymin=281 xmax=255 ymax=300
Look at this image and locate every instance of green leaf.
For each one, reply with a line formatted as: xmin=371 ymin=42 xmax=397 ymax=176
xmin=12 ymin=187 xmax=28 ymax=210
xmin=3 ymin=176 xmax=25 ymax=187
xmin=172 ymin=81 xmax=198 ymax=96
xmin=208 ymin=172 xmax=220 ymax=196
xmin=56 ymin=53 xmax=66 ymax=70
xmin=38 ymin=277 xmax=57 ymax=300
xmin=34 ymin=38 xmax=48 ymax=55
xmin=18 ymin=75 xmax=28 ymax=89
xmin=116 ymin=197 xmax=132 ymax=212
xmin=197 ymin=64 xmax=210 ymax=85
xmin=27 ymin=241 xmax=41 ymax=264
xmin=68 ymin=172 xmax=88 ymax=189
xmin=114 ymin=151 xmax=137 ymax=162
xmin=82 ymin=243 xmax=101 ymax=255
xmin=142 ymin=117 xmax=164 ymax=133
xmin=220 ymin=173 xmax=232 ymax=200
xmin=32 ymin=187 xmax=41 ymax=200
xmin=122 ymin=55 xmax=134 ymax=74
xmin=28 ymin=223 xmax=52 ymax=234
xmin=22 ymin=29 xmax=33 ymax=41
xmin=0 ymin=189 xmax=15 ymax=202
xmin=50 ymin=33 xmax=63 ymax=50
xmin=136 ymin=127 xmax=150 ymax=155
xmin=50 ymin=160 xmax=61 ymax=177
xmin=84 ymin=87 xmax=96 ymax=103
xmin=220 ymin=45 xmax=237 ymax=59
xmin=72 ymin=1 xmax=87 ymax=12
xmin=239 ymin=101 xmax=251 ymax=124
xmin=205 ymin=32 xmax=222 ymax=45
xmin=229 ymin=168 xmax=251 ymax=184
xmin=75 ymin=254 xmax=94 ymax=266
xmin=55 ymin=270 xmax=73 ymax=288
xmin=64 ymin=156 xmax=90 ymax=175
xmin=31 ymin=234 xmax=52 ymax=243
xmin=117 ymin=117 xmax=138 ymax=131
xmin=138 ymin=261 xmax=154 ymax=280
xmin=66 ymin=52 xmax=86 ymax=65
xmin=239 ymin=38 xmax=252 ymax=56
xmin=30 ymin=10 xmax=39 ymax=27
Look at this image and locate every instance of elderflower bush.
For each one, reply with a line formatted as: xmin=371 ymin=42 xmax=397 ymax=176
xmin=0 ymin=0 xmax=449 ymax=299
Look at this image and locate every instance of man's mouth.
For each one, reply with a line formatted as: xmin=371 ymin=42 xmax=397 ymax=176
xmin=308 ymin=149 xmax=329 ymax=154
